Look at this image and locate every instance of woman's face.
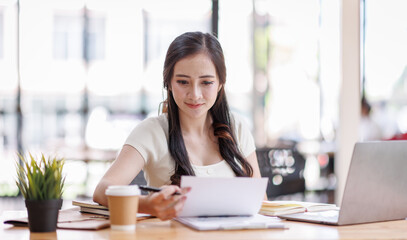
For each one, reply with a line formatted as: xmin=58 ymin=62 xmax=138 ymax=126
xmin=170 ymin=53 xmax=222 ymax=121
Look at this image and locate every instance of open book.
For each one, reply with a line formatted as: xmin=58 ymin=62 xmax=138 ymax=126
xmin=259 ymin=200 xmax=338 ymax=217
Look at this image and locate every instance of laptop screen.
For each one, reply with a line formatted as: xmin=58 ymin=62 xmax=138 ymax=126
xmin=338 ymin=141 xmax=407 ymax=225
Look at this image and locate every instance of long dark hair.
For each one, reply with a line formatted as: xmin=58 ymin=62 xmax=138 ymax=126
xmin=163 ymin=31 xmax=253 ymax=186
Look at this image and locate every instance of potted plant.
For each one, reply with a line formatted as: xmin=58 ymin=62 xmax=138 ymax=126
xmin=15 ymin=152 xmax=65 ymax=232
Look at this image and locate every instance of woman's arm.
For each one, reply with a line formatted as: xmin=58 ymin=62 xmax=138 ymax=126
xmin=246 ymin=151 xmax=262 ymax=178
xmin=93 ymin=144 xmax=191 ymax=220
xmin=246 ymin=151 xmax=268 ymax=200
xmin=93 ymin=144 xmax=145 ymax=206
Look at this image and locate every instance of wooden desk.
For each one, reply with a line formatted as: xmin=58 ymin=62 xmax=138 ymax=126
xmin=1 ymin=211 xmax=407 ymax=239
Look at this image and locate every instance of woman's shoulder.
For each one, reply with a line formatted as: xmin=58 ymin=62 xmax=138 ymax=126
xmin=127 ymin=114 xmax=169 ymax=139
xmin=125 ymin=114 xmax=168 ymax=146
xmin=138 ymin=114 xmax=168 ymax=130
xmin=229 ymin=111 xmax=252 ymax=130
xmin=124 ymin=114 xmax=169 ymax=165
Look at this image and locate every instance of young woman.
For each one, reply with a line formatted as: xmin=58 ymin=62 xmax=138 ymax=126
xmin=93 ymin=31 xmax=262 ymax=220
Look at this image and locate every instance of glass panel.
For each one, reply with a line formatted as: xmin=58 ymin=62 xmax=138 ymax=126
xmin=0 ymin=9 xmax=3 ymax=58
xmin=363 ymin=0 xmax=406 ymax=140
xmin=252 ymin=0 xmax=340 ymax=195
xmin=0 ymin=0 xmax=19 ymax=196
xmin=4 ymin=0 xmax=211 ymax=197
xmin=86 ymin=13 xmax=105 ymax=61
xmin=142 ymin=0 xmax=211 ymax=114
xmin=0 ymin=0 xmax=341 ymax=198
xmin=0 ymin=2 xmax=18 ymax=93
xmin=218 ymin=0 xmax=254 ymax=130
xmin=218 ymin=0 xmax=340 ymax=147
xmin=19 ymin=1 xmax=86 ymax=155
xmin=53 ymin=13 xmax=83 ymax=60
xmin=254 ymin=0 xmax=322 ymax=142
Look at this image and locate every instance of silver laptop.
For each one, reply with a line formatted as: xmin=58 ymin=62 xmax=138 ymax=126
xmin=279 ymin=141 xmax=407 ymax=225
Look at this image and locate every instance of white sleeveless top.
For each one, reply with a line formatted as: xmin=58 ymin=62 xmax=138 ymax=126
xmin=124 ymin=113 xmax=255 ymax=187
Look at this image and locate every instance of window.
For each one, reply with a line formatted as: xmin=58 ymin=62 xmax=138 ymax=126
xmin=142 ymin=0 xmax=212 ymax=114
xmin=86 ymin=14 xmax=105 ymax=61
xmin=0 ymin=10 xmax=4 ymax=58
xmin=0 ymin=2 xmax=19 ymax=196
xmin=252 ymin=0 xmax=340 ymax=145
xmin=218 ymin=0 xmax=254 ymax=129
xmin=53 ymin=14 xmax=83 ymax=60
xmin=0 ymin=0 xmax=341 ymax=198
xmin=363 ymin=0 xmax=407 ymax=139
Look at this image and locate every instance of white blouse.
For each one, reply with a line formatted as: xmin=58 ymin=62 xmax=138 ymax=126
xmin=124 ymin=113 xmax=256 ymax=187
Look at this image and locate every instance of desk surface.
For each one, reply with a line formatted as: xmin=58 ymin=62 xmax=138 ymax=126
xmin=1 ymin=211 xmax=407 ymax=240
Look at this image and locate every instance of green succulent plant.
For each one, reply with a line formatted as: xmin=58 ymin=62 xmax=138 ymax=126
xmin=15 ymin=153 xmax=65 ymax=200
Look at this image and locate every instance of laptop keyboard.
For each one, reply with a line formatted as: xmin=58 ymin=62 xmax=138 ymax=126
xmin=183 ymin=216 xmax=252 ymax=222
xmin=302 ymin=211 xmax=339 ymax=223
xmin=280 ymin=210 xmax=339 ymax=224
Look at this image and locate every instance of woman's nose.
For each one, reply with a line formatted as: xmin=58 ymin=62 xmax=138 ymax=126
xmin=188 ymin=84 xmax=202 ymax=99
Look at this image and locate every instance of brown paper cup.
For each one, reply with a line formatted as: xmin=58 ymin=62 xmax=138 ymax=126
xmin=106 ymin=185 xmax=140 ymax=231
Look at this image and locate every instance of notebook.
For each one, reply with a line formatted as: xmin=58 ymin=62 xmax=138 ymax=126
xmin=279 ymin=141 xmax=407 ymax=225
xmin=4 ymin=208 xmax=110 ymax=230
xmin=174 ymin=176 xmax=285 ymax=230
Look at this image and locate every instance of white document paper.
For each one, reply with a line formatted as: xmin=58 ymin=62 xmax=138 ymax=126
xmin=175 ymin=214 xmax=285 ymax=231
xmin=178 ymin=176 xmax=268 ymax=217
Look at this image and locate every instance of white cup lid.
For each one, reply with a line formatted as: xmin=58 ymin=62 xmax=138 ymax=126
xmin=105 ymin=185 xmax=140 ymax=196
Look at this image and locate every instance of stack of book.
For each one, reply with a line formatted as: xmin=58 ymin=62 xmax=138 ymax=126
xmin=72 ymin=200 xmax=110 ymax=216
xmin=72 ymin=200 xmax=153 ymax=220
xmin=259 ymin=200 xmax=338 ymax=217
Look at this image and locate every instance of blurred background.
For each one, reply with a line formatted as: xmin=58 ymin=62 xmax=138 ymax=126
xmin=1 ymin=0 xmax=406 ymax=209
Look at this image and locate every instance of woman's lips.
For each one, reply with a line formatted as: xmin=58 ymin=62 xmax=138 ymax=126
xmin=185 ymin=103 xmax=204 ymax=109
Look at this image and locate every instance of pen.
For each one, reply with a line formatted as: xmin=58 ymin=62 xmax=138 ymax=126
xmin=139 ymin=185 xmax=181 ymax=195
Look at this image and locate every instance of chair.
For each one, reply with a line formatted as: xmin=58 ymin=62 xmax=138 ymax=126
xmin=256 ymin=142 xmax=306 ymax=199
xmin=130 ymin=171 xmax=147 ymax=194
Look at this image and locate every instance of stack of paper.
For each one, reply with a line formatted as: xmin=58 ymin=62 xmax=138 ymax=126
xmin=259 ymin=200 xmax=338 ymax=217
xmin=174 ymin=176 xmax=287 ymax=231
xmin=176 ymin=214 xmax=285 ymax=231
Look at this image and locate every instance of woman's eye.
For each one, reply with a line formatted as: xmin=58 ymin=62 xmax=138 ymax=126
xmin=203 ymin=81 xmax=214 ymax=85
xmin=177 ymin=80 xmax=188 ymax=85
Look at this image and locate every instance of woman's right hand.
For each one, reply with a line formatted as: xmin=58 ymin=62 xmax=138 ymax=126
xmin=141 ymin=185 xmax=191 ymax=221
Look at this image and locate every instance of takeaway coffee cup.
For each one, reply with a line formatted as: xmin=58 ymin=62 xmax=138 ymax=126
xmin=105 ymin=185 xmax=140 ymax=231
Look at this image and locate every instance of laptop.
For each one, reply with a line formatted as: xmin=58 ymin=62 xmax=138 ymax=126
xmin=279 ymin=141 xmax=407 ymax=225
xmin=175 ymin=176 xmax=285 ymax=230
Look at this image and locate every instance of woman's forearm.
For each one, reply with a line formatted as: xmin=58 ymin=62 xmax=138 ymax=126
xmin=93 ymin=180 xmax=110 ymax=207
xmin=138 ymin=195 xmax=151 ymax=214
xmin=94 ymin=180 xmax=151 ymax=214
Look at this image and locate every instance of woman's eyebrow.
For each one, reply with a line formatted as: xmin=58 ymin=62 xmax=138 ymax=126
xmin=175 ymin=74 xmax=215 ymax=79
xmin=175 ymin=74 xmax=190 ymax=78
xmin=199 ymin=75 xmax=215 ymax=79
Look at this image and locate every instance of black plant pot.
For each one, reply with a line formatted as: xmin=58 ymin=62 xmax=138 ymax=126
xmin=25 ymin=199 xmax=62 ymax=232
